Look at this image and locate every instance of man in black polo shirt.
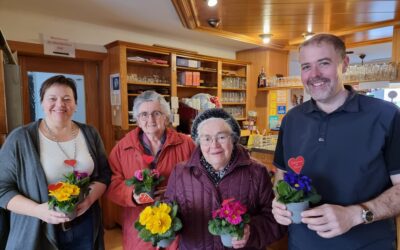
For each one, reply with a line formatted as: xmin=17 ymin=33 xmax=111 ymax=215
xmin=272 ymin=33 xmax=400 ymax=249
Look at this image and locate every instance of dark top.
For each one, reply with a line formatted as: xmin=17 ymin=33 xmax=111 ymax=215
xmin=274 ymin=86 xmax=400 ymax=250
xmin=0 ymin=120 xmax=111 ymax=250
xmin=165 ymin=144 xmax=286 ymax=250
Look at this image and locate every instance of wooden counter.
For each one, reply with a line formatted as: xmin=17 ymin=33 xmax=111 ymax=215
xmin=248 ymin=147 xmax=276 ymax=173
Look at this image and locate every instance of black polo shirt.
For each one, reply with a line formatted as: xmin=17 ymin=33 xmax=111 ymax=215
xmin=274 ymin=86 xmax=400 ymax=250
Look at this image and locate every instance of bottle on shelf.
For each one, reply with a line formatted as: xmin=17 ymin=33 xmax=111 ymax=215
xmin=257 ymin=66 xmax=267 ymax=88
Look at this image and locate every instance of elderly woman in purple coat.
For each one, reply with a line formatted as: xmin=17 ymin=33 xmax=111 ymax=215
xmin=165 ymin=108 xmax=285 ymax=250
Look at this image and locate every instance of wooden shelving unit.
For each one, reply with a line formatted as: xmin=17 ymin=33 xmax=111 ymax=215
xmin=106 ymin=41 xmax=250 ymax=130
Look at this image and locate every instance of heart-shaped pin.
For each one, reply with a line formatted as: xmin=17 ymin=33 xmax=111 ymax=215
xmin=142 ymin=154 xmax=154 ymax=165
xmin=288 ymin=156 xmax=304 ymax=174
xmin=48 ymin=182 xmax=63 ymax=191
xmin=64 ymin=159 xmax=77 ymax=167
xmin=138 ymin=193 xmax=154 ymax=204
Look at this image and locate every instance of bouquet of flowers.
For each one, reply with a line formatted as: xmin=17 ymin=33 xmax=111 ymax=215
xmin=125 ymin=169 xmax=164 ymax=201
xmin=208 ymin=198 xmax=250 ymax=247
xmin=135 ymin=201 xmax=182 ymax=247
xmin=48 ymin=171 xmax=91 ymax=219
xmin=275 ymin=172 xmax=321 ymax=205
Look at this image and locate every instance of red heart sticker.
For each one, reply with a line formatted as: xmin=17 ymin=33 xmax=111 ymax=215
xmin=48 ymin=182 xmax=63 ymax=191
xmin=64 ymin=159 xmax=77 ymax=167
xmin=142 ymin=155 xmax=154 ymax=165
xmin=138 ymin=193 xmax=154 ymax=204
xmin=288 ymin=156 xmax=304 ymax=174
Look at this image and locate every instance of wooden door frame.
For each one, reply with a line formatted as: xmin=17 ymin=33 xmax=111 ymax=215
xmin=8 ymin=40 xmax=114 ymax=153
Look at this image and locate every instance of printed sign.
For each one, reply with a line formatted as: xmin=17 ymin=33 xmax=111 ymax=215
xmin=43 ymin=35 xmax=76 ymax=58
xmin=277 ymin=105 xmax=286 ymax=114
xmin=110 ymin=73 xmax=121 ymax=105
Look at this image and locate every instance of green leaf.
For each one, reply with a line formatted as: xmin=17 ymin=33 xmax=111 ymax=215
xmin=208 ymin=222 xmax=220 ymax=235
xmin=171 ymin=203 xmax=178 ymax=218
xmin=172 ymin=217 xmax=182 ymax=231
xmin=138 ymin=228 xmax=152 ymax=242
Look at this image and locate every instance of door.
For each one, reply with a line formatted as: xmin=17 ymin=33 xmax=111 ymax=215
xmin=18 ymin=55 xmax=100 ymax=128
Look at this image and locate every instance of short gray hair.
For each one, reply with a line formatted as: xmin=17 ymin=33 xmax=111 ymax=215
xmin=132 ymin=90 xmax=171 ymax=122
xmin=299 ymin=33 xmax=346 ymax=61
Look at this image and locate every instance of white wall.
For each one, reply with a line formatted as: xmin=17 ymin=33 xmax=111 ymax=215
xmin=0 ymin=8 xmax=237 ymax=59
xmin=288 ymin=42 xmax=393 ymax=76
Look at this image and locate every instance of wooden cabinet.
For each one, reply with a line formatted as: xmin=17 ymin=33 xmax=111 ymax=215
xmin=106 ymin=41 xmax=250 ymax=130
xmin=174 ymin=54 xmax=218 ymax=98
xmin=236 ymin=48 xmax=289 ymax=131
xmin=106 ymin=41 xmax=173 ymax=129
xmin=221 ymin=60 xmax=249 ymax=121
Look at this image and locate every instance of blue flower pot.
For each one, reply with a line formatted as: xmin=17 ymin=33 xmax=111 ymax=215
xmin=220 ymin=234 xmax=233 ymax=248
xmin=286 ymin=201 xmax=309 ymax=224
xmin=157 ymin=238 xmax=173 ymax=248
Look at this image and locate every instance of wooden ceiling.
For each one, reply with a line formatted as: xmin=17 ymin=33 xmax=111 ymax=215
xmin=172 ymin=0 xmax=400 ymax=50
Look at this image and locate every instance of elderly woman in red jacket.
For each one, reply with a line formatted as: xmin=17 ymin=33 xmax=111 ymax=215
xmin=106 ymin=91 xmax=195 ymax=250
xmin=165 ymin=108 xmax=286 ymax=250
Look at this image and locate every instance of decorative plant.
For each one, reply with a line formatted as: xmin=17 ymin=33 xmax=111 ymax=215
xmin=125 ymin=169 xmax=164 ymax=195
xmin=208 ymin=198 xmax=250 ymax=239
xmin=48 ymin=171 xmax=91 ymax=214
xmin=135 ymin=201 xmax=182 ymax=247
xmin=275 ymin=172 xmax=321 ymax=204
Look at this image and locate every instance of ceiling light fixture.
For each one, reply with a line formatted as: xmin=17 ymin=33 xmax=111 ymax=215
xmin=302 ymin=32 xmax=315 ymax=40
xmin=259 ymin=34 xmax=273 ymax=44
xmin=207 ymin=0 xmax=218 ymax=7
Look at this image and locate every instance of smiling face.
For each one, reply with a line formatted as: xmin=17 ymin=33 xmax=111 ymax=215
xmin=198 ymin=118 xmax=234 ymax=171
xmin=299 ymin=41 xmax=349 ymax=105
xmin=136 ymin=100 xmax=168 ymax=137
xmin=41 ymin=84 xmax=77 ymax=124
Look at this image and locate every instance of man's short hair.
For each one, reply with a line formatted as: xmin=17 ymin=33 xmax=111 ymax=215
xmin=299 ymin=33 xmax=346 ymax=61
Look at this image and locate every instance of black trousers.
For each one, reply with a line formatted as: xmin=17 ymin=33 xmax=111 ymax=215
xmin=0 ymin=208 xmax=9 ymax=250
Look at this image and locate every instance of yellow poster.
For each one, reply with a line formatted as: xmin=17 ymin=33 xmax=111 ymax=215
xmin=269 ymin=91 xmax=277 ymax=115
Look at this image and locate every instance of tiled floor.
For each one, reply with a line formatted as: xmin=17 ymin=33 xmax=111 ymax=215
xmin=104 ymin=227 xmax=123 ymax=250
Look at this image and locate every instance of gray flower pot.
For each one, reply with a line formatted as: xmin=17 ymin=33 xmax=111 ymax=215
xmin=220 ymin=234 xmax=233 ymax=247
xmin=157 ymin=238 xmax=173 ymax=248
xmin=286 ymin=201 xmax=309 ymax=224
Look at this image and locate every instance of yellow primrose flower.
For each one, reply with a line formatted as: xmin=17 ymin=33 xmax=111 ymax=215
xmin=154 ymin=203 xmax=171 ymax=214
xmin=139 ymin=206 xmax=155 ymax=226
xmin=145 ymin=211 xmax=172 ymax=234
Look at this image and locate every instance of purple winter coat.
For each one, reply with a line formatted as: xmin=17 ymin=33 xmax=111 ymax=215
xmin=164 ymin=144 xmax=286 ymax=250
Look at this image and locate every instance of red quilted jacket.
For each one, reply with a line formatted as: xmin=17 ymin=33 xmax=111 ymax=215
xmin=106 ymin=127 xmax=195 ymax=250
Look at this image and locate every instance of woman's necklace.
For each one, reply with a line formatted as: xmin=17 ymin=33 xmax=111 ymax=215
xmin=43 ymin=119 xmax=78 ymax=167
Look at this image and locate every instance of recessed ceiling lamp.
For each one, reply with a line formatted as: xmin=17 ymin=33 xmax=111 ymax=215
xmin=302 ymin=32 xmax=315 ymax=40
xmin=259 ymin=34 xmax=273 ymax=44
xmin=207 ymin=0 xmax=218 ymax=7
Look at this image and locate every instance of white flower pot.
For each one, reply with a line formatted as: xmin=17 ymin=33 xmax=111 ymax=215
xmin=286 ymin=200 xmax=309 ymax=224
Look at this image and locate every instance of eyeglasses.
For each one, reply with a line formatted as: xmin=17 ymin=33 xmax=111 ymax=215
xmin=138 ymin=110 xmax=164 ymax=121
xmin=199 ymin=133 xmax=232 ymax=146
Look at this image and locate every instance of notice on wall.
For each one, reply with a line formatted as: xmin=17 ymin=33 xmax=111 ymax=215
xmin=269 ymin=91 xmax=277 ymax=116
xmin=43 ymin=35 xmax=76 ymax=58
xmin=269 ymin=115 xmax=279 ymax=130
xmin=277 ymin=105 xmax=286 ymax=114
xmin=276 ymin=90 xmax=287 ymax=103
xmin=110 ymin=73 xmax=121 ymax=105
